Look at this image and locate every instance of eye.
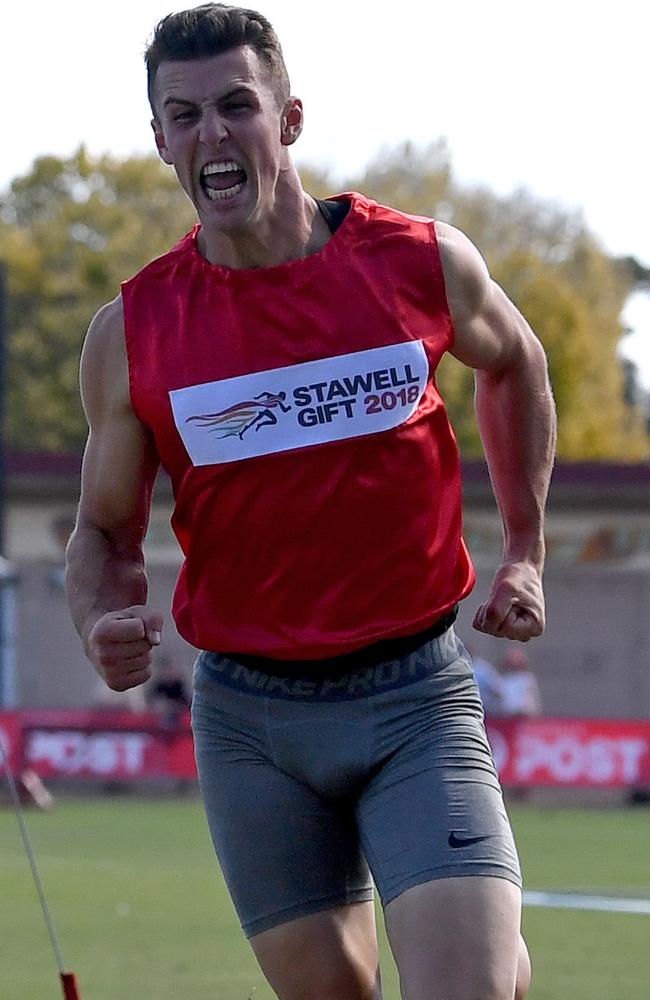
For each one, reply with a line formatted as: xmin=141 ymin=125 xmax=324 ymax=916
xmin=224 ymin=101 xmax=252 ymax=113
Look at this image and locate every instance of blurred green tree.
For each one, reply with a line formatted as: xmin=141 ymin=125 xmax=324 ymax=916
xmin=342 ymin=143 xmax=647 ymax=459
xmin=0 ymin=143 xmax=647 ymax=458
xmin=0 ymin=148 xmax=195 ymax=450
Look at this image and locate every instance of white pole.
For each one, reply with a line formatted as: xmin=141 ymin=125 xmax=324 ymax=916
xmin=0 ymin=557 xmax=18 ymax=709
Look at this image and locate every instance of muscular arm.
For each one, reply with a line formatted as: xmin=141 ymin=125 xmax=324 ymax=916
xmin=437 ymin=222 xmax=557 ymax=640
xmin=65 ymin=296 xmax=163 ymax=687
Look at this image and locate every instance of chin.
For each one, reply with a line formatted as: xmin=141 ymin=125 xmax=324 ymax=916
xmin=198 ymin=205 xmax=250 ymax=236
xmin=203 ymin=192 xmax=260 ymax=228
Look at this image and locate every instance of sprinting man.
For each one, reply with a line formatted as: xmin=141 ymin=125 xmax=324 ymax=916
xmin=65 ymin=5 xmax=556 ymax=998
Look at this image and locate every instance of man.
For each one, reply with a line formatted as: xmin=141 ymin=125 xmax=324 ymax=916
xmin=65 ymin=5 xmax=556 ymax=999
xmin=499 ymin=648 xmax=543 ymax=718
xmin=147 ymin=652 xmax=192 ymax=728
xmin=467 ymin=646 xmax=505 ymax=716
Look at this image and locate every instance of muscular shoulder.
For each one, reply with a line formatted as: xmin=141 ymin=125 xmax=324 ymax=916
xmin=434 ymin=221 xmax=491 ymax=325
xmin=82 ymin=295 xmax=124 ymax=360
xmin=80 ymin=295 xmax=130 ymax=423
xmin=435 ymin=221 xmax=541 ymax=372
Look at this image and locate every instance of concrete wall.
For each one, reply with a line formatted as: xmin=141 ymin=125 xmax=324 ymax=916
xmin=4 ymin=482 xmax=649 ymax=716
xmin=12 ymin=560 xmax=193 ymax=710
xmin=9 ymin=552 xmax=650 ymax=719
xmin=456 ymin=561 xmax=650 ymax=719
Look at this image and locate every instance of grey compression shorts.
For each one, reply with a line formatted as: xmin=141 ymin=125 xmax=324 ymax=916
xmin=191 ymin=626 xmax=521 ymax=938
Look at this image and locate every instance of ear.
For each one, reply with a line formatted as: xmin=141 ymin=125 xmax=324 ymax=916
xmin=151 ymin=118 xmax=173 ymax=165
xmin=280 ymin=98 xmax=303 ymax=147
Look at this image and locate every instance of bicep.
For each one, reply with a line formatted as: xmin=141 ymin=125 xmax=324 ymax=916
xmin=450 ymin=280 xmax=535 ymax=373
xmin=76 ymin=301 xmax=159 ymax=546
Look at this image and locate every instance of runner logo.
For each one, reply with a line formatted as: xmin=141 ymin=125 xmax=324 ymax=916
xmin=186 ymin=391 xmax=291 ymax=440
xmin=170 ymin=340 xmax=429 ymax=465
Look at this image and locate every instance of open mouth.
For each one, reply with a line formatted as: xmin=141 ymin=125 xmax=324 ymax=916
xmin=200 ymin=160 xmax=247 ymax=201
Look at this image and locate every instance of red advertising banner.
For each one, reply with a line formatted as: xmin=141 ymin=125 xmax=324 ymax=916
xmin=487 ymin=718 xmax=650 ymax=787
xmin=2 ymin=710 xmax=196 ymax=781
xmin=1 ymin=711 xmax=650 ymax=787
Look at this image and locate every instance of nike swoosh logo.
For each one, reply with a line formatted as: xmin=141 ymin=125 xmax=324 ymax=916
xmin=448 ymin=832 xmax=491 ymax=849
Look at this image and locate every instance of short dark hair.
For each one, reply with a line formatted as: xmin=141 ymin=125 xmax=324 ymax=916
xmin=146 ymin=4 xmax=290 ymax=114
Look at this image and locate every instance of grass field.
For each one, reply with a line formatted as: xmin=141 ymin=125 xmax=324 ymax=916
xmin=1 ymin=796 xmax=649 ymax=999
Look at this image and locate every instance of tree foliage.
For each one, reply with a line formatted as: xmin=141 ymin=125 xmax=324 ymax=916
xmin=1 ymin=149 xmax=195 ymax=450
xmin=336 ymin=141 xmax=648 ymax=459
xmin=0 ymin=143 xmax=647 ymax=458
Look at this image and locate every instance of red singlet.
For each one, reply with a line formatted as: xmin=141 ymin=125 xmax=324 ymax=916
xmin=122 ymin=192 xmax=475 ymax=659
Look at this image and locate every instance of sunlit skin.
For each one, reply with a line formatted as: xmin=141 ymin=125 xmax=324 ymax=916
xmin=151 ymin=46 xmax=331 ymax=269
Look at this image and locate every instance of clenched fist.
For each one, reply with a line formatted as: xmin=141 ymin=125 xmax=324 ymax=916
xmin=86 ymin=606 xmax=164 ymax=690
xmin=473 ymin=560 xmax=545 ymax=642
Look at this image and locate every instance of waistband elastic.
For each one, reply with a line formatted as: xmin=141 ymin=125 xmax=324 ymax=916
xmin=219 ymin=607 xmax=458 ymax=681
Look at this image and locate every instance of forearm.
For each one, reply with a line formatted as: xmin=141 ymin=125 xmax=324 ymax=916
xmin=439 ymin=226 xmax=556 ymax=639
xmin=474 ymin=340 xmax=556 ymax=570
xmin=65 ymin=521 xmax=149 ymax=652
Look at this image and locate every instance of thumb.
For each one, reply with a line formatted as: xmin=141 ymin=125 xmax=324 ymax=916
xmin=141 ymin=610 xmax=164 ymax=647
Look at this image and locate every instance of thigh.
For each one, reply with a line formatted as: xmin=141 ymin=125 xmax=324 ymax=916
xmin=191 ymin=657 xmax=374 ymax=938
xmin=384 ymin=876 xmax=523 ymax=1000
xmin=357 ymin=630 xmax=521 ymax=906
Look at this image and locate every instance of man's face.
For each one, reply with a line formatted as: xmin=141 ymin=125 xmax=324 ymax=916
xmin=152 ymin=46 xmax=301 ymax=233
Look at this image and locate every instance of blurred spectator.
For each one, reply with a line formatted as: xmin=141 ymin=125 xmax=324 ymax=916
xmin=147 ymin=652 xmax=191 ymax=730
xmin=498 ymin=648 xmax=542 ymax=717
xmin=468 ymin=647 xmax=504 ymax=715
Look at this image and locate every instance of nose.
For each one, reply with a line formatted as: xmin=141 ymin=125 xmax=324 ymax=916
xmin=198 ymin=109 xmax=229 ymax=145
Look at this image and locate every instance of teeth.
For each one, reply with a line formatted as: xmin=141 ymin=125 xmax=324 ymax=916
xmin=205 ymin=182 xmax=245 ymax=201
xmin=202 ymin=161 xmax=243 ymax=176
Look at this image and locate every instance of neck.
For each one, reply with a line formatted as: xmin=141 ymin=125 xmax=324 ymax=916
xmin=197 ymin=173 xmax=330 ymax=269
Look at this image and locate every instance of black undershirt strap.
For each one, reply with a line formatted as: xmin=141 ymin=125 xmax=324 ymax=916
xmin=315 ymin=197 xmax=351 ymax=235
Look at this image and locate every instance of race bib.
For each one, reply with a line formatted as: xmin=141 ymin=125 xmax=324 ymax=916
xmin=169 ymin=340 xmax=428 ymax=466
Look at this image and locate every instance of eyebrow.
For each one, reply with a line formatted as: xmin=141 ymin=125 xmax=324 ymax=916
xmin=162 ymin=97 xmax=196 ymax=109
xmin=162 ymin=86 xmax=256 ymax=110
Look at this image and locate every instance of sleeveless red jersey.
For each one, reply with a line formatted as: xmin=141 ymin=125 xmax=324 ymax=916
xmin=122 ymin=192 xmax=475 ymax=659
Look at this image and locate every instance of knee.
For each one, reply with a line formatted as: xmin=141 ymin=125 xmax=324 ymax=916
xmin=252 ymin=902 xmax=381 ymax=1000
xmin=400 ymin=961 xmax=526 ymax=1000
xmin=461 ymin=975 xmax=520 ymax=1000
xmin=264 ymin=944 xmax=380 ymax=1000
xmin=514 ymin=935 xmax=532 ymax=1000
xmin=464 ymin=939 xmax=531 ymax=1000
xmin=318 ymin=967 xmax=379 ymax=1000
xmin=281 ymin=962 xmax=379 ymax=1000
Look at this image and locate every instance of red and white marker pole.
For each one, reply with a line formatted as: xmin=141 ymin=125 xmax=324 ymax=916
xmin=60 ymin=973 xmax=82 ymax=1000
xmin=0 ymin=738 xmax=82 ymax=1000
